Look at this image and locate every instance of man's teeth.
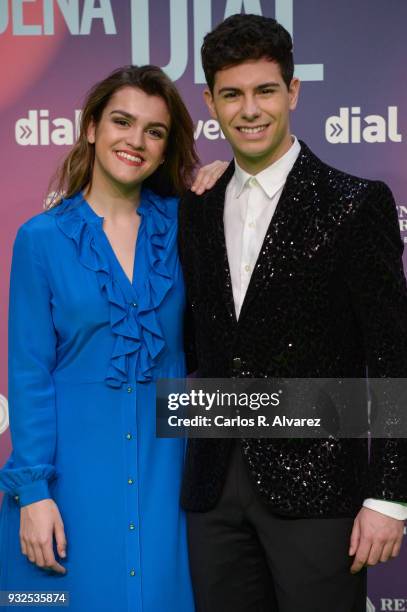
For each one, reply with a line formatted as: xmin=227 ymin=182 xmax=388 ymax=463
xmin=239 ymin=126 xmax=267 ymax=134
xmin=117 ymin=151 xmax=143 ymax=162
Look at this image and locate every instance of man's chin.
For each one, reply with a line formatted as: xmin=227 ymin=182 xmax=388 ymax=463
xmin=234 ymin=146 xmax=276 ymax=165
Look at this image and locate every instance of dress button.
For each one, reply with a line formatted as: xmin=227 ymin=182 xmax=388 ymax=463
xmin=127 ymin=386 xmax=133 ymax=393
xmin=127 ymin=478 xmax=134 ymax=485
xmin=125 ymin=433 xmax=132 ymax=440
xmin=232 ymin=357 xmax=242 ymax=371
xmin=130 ymin=569 xmax=136 ymax=577
xmin=129 ymin=522 xmax=135 ymax=530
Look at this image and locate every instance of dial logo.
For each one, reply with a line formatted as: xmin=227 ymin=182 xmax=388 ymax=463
xmin=325 ymin=107 xmax=402 ymax=144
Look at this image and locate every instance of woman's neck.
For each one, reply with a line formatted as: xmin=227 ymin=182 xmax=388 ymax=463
xmin=84 ymin=176 xmax=141 ymax=220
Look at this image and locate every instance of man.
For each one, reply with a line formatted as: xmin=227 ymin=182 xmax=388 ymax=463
xmin=178 ymin=13 xmax=407 ymax=612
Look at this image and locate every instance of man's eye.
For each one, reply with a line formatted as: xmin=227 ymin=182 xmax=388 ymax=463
xmin=113 ymin=118 xmax=129 ymax=126
xmin=223 ymin=92 xmax=238 ymax=99
xmin=260 ymin=88 xmax=275 ymax=95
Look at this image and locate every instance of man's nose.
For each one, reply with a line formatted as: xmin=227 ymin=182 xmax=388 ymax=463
xmin=241 ymin=95 xmax=261 ymax=120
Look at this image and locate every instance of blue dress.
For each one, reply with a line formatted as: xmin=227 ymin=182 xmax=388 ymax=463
xmin=0 ymin=190 xmax=194 ymax=611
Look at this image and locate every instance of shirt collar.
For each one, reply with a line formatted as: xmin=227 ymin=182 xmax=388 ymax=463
xmin=233 ymin=135 xmax=301 ymax=199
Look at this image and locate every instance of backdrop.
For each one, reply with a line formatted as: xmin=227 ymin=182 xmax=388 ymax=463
xmin=0 ymin=1 xmax=406 ymax=609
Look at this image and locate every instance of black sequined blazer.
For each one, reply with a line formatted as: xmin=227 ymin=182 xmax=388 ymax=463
xmin=178 ymin=141 xmax=407 ymax=518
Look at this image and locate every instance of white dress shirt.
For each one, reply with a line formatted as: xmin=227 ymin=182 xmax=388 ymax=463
xmin=224 ymin=136 xmax=301 ymax=319
xmin=223 ymin=136 xmax=407 ymax=521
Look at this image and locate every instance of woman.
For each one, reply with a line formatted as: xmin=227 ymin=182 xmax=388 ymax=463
xmin=0 ymin=65 xmax=225 ymax=611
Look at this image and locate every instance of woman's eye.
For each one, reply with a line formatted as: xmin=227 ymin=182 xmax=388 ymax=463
xmin=148 ymin=129 xmax=164 ymax=139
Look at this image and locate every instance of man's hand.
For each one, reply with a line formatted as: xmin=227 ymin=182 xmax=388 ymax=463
xmin=191 ymin=161 xmax=229 ymax=195
xmin=349 ymin=506 xmax=404 ymax=573
xmin=20 ymin=498 xmax=67 ymax=574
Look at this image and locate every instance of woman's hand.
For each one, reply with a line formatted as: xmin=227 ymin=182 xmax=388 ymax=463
xmin=191 ymin=160 xmax=229 ymax=195
xmin=20 ymin=498 xmax=67 ymax=574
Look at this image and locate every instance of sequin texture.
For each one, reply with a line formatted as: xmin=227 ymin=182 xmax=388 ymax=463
xmin=178 ymin=141 xmax=407 ymax=517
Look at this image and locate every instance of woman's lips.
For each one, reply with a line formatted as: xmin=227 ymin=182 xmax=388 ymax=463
xmin=115 ymin=150 xmax=145 ymax=166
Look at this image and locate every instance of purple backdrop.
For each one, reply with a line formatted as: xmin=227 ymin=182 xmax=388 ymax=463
xmin=0 ymin=2 xmax=406 ymax=608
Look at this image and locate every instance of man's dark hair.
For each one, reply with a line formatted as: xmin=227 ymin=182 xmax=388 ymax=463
xmin=201 ymin=14 xmax=294 ymax=92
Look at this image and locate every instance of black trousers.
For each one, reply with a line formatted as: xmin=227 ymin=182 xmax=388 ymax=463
xmin=187 ymin=442 xmax=367 ymax=612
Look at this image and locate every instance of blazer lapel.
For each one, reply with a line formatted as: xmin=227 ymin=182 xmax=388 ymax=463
xmin=238 ymin=141 xmax=323 ymax=323
xmin=203 ymin=160 xmax=238 ymax=326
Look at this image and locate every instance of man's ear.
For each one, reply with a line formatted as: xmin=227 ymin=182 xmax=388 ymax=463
xmin=288 ymin=77 xmax=301 ymax=111
xmin=203 ymin=88 xmax=218 ymax=119
xmin=87 ymin=119 xmax=96 ymax=144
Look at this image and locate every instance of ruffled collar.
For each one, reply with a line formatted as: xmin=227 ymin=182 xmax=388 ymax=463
xmin=54 ymin=189 xmax=179 ymax=386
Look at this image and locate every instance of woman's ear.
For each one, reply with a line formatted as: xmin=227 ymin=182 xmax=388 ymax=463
xmin=87 ymin=119 xmax=96 ymax=144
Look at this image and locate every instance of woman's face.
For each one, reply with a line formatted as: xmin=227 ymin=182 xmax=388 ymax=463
xmin=87 ymin=85 xmax=170 ymax=193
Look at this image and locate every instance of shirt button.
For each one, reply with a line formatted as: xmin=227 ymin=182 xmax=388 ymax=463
xmin=130 ymin=569 xmax=136 ymax=577
xmin=127 ymin=386 xmax=133 ymax=393
xmin=14 ymin=495 xmax=19 ymax=501
xmin=125 ymin=433 xmax=132 ymax=440
xmin=248 ymin=222 xmax=255 ymax=228
xmin=249 ymin=177 xmax=258 ymax=187
xmin=129 ymin=522 xmax=136 ymax=530
xmin=127 ymin=478 xmax=134 ymax=485
xmin=244 ymin=264 xmax=250 ymax=272
xmin=131 ymin=302 xmax=137 ymax=308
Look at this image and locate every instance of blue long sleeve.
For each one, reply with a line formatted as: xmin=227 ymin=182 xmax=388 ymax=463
xmin=0 ymin=222 xmax=57 ymax=506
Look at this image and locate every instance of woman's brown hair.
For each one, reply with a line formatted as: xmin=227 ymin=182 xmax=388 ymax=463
xmin=47 ymin=65 xmax=198 ymax=206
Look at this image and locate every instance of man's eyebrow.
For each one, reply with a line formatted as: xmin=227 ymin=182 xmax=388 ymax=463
xmin=218 ymin=87 xmax=241 ymax=94
xmin=109 ymin=110 xmax=169 ymax=131
xmin=255 ymin=81 xmax=280 ymax=89
xmin=217 ymin=82 xmax=280 ymax=94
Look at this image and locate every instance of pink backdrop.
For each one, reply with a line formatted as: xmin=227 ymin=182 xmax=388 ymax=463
xmin=1 ymin=2 xmax=406 ymax=608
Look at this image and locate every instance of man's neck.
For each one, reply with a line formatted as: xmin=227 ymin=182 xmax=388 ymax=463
xmin=235 ymin=134 xmax=294 ymax=175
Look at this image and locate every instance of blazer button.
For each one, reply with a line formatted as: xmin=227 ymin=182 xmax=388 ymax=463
xmin=232 ymin=357 xmax=242 ymax=372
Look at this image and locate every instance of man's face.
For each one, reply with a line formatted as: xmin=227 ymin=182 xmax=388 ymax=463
xmin=204 ymin=58 xmax=300 ymax=174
